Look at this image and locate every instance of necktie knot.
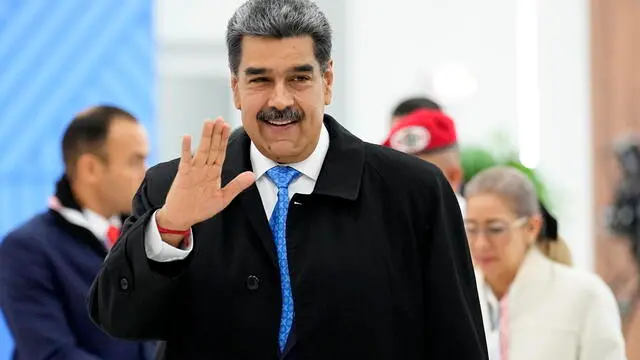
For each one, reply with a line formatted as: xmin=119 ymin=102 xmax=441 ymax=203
xmin=266 ymin=166 xmax=301 ymax=189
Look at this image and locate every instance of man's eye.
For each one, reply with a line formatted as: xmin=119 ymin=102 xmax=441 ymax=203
xmin=250 ymin=77 xmax=268 ymax=83
xmin=292 ymin=76 xmax=311 ymax=82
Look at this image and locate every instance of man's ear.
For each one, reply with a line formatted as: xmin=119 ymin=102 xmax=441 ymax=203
xmin=76 ymin=153 xmax=102 ymax=183
xmin=323 ymin=59 xmax=334 ymax=105
xmin=231 ymin=74 xmax=241 ymax=110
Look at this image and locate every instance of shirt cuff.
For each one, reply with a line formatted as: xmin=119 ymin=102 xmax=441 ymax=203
xmin=144 ymin=210 xmax=194 ymax=262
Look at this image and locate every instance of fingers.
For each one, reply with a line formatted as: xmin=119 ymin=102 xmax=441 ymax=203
xmin=222 ymin=171 xmax=256 ymax=207
xmin=207 ymin=118 xmax=228 ymax=165
xmin=180 ymin=135 xmax=192 ymax=164
xmin=193 ymin=120 xmax=215 ymax=167
xmin=214 ymin=123 xmax=231 ymax=166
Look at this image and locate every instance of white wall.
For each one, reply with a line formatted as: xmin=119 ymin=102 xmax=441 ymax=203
xmin=345 ymin=0 xmax=517 ymax=146
xmin=154 ymin=0 xmax=594 ymax=270
xmin=537 ymin=0 xmax=592 ymax=270
xmin=345 ymin=0 xmax=593 ymax=270
xmin=155 ymin=0 xmax=247 ymax=161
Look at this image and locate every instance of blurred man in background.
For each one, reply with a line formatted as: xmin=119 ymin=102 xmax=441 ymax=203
xmin=0 ymin=105 xmax=155 ymax=360
xmin=383 ymin=108 xmax=466 ymax=214
xmin=390 ymin=96 xmax=442 ymax=128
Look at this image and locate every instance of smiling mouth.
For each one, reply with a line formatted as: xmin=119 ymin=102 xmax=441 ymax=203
xmin=263 ymin=119 xmax=298 ymax=126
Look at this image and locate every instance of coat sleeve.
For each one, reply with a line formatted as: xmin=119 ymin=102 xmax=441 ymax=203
xmin=0 ymin=233 xmax=101 ymax=360
xmin=87 ymin=173 xmax=190 ymax=340
xmin=578 ymin=276 xmax=627 ymax=360
xmin=422 ymin=171 xmax=489 ymax=359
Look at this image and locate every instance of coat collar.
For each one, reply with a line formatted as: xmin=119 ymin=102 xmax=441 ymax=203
xmin=475 ymin=247 xmax=555 ymax=326
xmin=220 ymin=114 xmax=365 ymax=272
xmin=222 ymin=114 xmax=365 ymax=201
xmin=48 ymin=176 xmax=110 ymax=256
xmin=51 ymin=175 xmax=128 ymax=225
xmin=49 ymin=175 xmax=128 ymax=256
xmin=54 ymin=175 xmax=82 ymax=211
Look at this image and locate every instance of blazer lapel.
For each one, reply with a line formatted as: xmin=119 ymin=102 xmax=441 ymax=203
xmin=222 ymin=128 xmax=278 ymax=268
xmin=504 ymin=248 xmax=554 ymax=322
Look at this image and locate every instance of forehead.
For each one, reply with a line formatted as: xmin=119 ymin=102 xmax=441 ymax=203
xmin=466 ymin=194 xmax=515 ymax=218
xmin=105 ymin=118 xmax=148 ymax=152
xmin=239 ymin=35 xmax=318 ymax=73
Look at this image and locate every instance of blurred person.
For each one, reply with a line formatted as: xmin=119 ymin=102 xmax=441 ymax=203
xmin=390 ymin=96 xmax=441 ymax=128
xmin=464 ymin=166 xmax=625 ymax=360
xmin=0 ymin=105 xmax=155 ymax=360
xmin=87 ymin=0 xmax=488 ymax=359
xmin=383 ymin=108 xmax=465 ymax=214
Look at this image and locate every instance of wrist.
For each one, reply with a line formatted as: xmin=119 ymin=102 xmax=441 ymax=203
xmin=156 ymin=207 xmax=191 ymax=231
xmin=156 ymin=208 xmax=191 ymax=248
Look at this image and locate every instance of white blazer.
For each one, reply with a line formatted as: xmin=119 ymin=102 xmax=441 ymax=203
xmin=476 ymin=248 xmax=627 ymax=360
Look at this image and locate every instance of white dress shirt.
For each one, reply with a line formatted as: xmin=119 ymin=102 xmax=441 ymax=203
xmin=145 ymin=124 xmax=330 ymax=262
xmin=49 ymin=197 xmax=121 ymax=249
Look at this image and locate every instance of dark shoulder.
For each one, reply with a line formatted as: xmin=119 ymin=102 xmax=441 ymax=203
xmin=0 ymin=212 xmax=53 ymax=260
xmin=142 ymin=158 xmax=180 ymax=206
xmin=362 ymin=142 xmax=447 ymax=192
xmin=146 ymin=158 xmax=180 ymax=188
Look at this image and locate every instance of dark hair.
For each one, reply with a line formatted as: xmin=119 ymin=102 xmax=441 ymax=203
xmin=61 ymin=105 xmax=136 ymax=177
xmin=226 ymin=0 xmax=332 ymax=75
xmin=392 ymin=97 xmax=442 ymax=117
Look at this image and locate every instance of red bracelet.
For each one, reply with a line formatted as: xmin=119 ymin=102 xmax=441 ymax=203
xmin=157 ymin=225 xmax=190 ymax=237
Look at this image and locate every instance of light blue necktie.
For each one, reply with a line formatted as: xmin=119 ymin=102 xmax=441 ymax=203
xmin=266 ymin=165 xmax=302 ymax=352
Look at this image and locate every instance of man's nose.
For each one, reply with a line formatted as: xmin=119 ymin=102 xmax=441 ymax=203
xmin=268 ymin=81 xmax=294 ymax=109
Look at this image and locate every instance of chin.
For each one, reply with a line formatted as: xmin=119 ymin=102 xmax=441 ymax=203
xmin=265 ymin=143 xmax=303 ymax=163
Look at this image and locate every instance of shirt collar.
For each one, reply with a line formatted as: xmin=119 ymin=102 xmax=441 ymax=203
xmin=250 ymin=123 xmax=330 ymax=181
xmin=49 ymin=196 xmax=121 ymax=243
xmin=82 ymin=208 xmax=122 ymax=239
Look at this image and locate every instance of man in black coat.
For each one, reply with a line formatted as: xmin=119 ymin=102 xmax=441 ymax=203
xmin=87 ymin=0 xmax=488 ymax=359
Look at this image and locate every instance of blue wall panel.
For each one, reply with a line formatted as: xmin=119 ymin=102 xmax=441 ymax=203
xmin=0 ymin=1 xmax=155 ymax=358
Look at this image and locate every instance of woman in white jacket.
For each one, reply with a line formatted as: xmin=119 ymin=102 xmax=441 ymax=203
xmin=464 ymin=166 xmax=626 ymax=360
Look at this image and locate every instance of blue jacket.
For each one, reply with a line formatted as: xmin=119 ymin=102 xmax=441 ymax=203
xmin=0 ymin=177 xmax=156 ymax=360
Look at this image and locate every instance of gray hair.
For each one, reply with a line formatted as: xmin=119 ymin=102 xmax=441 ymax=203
xmin=464 ymin=166 xmax=540 ymax=217
xmin=226 ymin=0 xmax=332 ymax=75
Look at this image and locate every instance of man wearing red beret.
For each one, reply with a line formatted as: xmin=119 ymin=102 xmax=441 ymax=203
xmin=383 ymin=109 xmax=466 ymax=214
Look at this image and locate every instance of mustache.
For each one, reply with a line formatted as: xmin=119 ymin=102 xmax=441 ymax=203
xmin=257 ymin=107 xmax=303 ymax=122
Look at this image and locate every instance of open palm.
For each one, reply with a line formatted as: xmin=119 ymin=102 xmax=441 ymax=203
xmin=161 ymin=118 xmax=255 ymax=229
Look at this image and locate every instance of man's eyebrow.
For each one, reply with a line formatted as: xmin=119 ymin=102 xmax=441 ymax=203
xmin=244 ymin=64 xmax=314 ymax=76
xmin=291 ymin=64 xmax=314 ymax=72
xmin=245 ymin=67 xmax=267 ymax=76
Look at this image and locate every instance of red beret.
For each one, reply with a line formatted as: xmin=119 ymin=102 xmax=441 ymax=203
xmin=383 ymin=109 xmax=458 ymax=154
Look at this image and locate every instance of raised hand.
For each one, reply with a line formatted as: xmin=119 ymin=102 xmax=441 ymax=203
xmin=156 ymin=118 xmax=255 ymax=246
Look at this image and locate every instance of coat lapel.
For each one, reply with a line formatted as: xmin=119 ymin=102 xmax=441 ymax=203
xmin=222 ymin=128 xmax=278 ymax=268
xmin=221 ymin=116 xmax=367 ymax=269
xmin=506 ymin=248 xmax=554 ymax=319
xmin=475 ymin=248 xmax=555 ymax=325
xmin=241 ymin=186 xmax=278 ymax=267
